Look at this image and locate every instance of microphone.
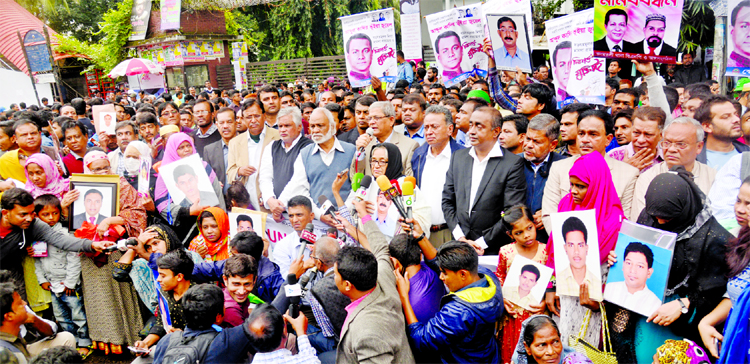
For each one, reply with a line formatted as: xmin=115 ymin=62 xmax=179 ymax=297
xmin=286 ymin=273 xmax=302 ymax=318
xmin=390 ymin=179 xmax=402 ymax=195
xmin=402 ymin=181 xmax=415 ymax=219
xmin=327 ymin=227 xmax=339 ymax=239
xmin=376 ymin=175 xmax=410 ymax=224
xmin=352 ymin=172 xmax=364 ymax=192
xmin=299 ymin=267 xmax=318 ymax=288
xmin=299 ymin=223 xmax=316 ymax=260
xmin=354 ymin=175 xmax=373 ymax=202
xmin=318 ymin=195 xmax=340 ymax=223
xmin=355 ymin=127 xmax=374 ymax=160
xmin=404 ymin=176 xmax=417 ymax=189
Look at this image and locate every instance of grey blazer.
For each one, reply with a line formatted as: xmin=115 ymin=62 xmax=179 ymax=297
xmin=336 ymin=221 xmax=415 ymax=364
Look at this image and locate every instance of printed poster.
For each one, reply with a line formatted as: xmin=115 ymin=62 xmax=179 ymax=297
xmin=550 ymin=209 xmax=603 ymax=301
xmin=593 ymin=0 xmax=684 ymax=63
xmin=546 ymin=9 xmax=606 ymax=107
xmin=340 ymin=9 xmax=398 ymax=88
xmin=727 ymin=0 xmax=750 ymax=76
xmin=486 ymin=14 xmax=533 ymax=73
xmin=129 ymin=0 xmax=152 ymax=41
xmin=502 ymin=255 xmax=553 ymax=310
xmin=481 ymin=0 xmax=534 ymax=41
xmin=425 ymin=5 xmax=489 ymax=87
xmin=160 ymin=0 xmax=181 ymax=30
xmin=400 ymin=0 xmax=423 ymax=61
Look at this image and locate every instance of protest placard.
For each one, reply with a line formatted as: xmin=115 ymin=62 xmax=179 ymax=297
xmin=593 ymin=0 xmax=684 ymax=63
xmin=546 ymin=9 xmax=606 ymax=107
xmin=727 ymin=0 xmax=750 ymax=76
xmin=425 ymin=5 xmax=489 ymax=87
xmin=486 ymin=14 xmax=532 ymax=73
xmin=340 ymin=9 xmax=398 ymax=88
xmin=481 ymin=0 xmax=533 ymax=42
xmin=400 ymin=0 xmax=423 ymax=61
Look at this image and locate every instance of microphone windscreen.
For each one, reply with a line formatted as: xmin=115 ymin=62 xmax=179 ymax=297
xmin=305 ymin=223 xmax=315 ymax=232
xmin=376 ymin=175 xmax=392 ymax=192
xmin=365 ymin=127 xmax=374 ymax=137
xmin=391 ymin=179 xmax=401 ymax=195
xmin=353 ymin=172 xmax=364 ymax=185
xmin=317 ymin=195 xmax=328 ymax=205
xmin=360 ymin=175 xmax=372 ymax=189
xmin=404 ymin=176 xmax=417 ymax=188
xmin=402 ymin=181 xmax=414 ymax=196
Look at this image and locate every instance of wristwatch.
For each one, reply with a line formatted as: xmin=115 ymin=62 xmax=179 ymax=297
xmin=678 ymin=299 xmax=688 ymax=314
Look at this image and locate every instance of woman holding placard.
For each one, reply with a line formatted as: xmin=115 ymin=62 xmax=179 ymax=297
xmin=634 ymin=166 xmax=730 ymax=363
xmin=544 ymin=152 xmax=624 ymax=348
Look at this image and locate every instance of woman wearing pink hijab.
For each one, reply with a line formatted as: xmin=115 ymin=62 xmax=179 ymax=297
xmin=544 ymin=152 xmax=625 ymax=349
xmin=24 ymin=154 xmax=78 ymax=220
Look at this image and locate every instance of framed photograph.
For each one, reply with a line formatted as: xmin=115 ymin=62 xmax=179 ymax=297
xmin=68 ymin=174 xmax=120 ymax=231
xmin=158 ymin=154 xmax=220 ymax=209
xmin=372 ymin=190 xmax=400 ymax=238
xmin=229 ymin=208 xmax=267 ymax=239
xmin=502 ymin=255 xmax=553 ymax=310
xmin=486 ymin=14 xmax=532 ymax=73
xmin=604 ymin=223 xmax=675 ymax=317
xmin=92 ymin=104 xmax=116 ymax=136
xmin=551 ymin=209 xmax=603 ymax=301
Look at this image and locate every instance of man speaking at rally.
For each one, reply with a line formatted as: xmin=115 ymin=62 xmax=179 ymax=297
xmin=346 ymin=33 xmax=373 ymax=83
xmin=493 ymin=16 xmax=530 ymax=69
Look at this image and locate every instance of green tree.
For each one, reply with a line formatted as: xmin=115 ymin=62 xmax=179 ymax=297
xmin=679 ymin=0 xmax=715 ymax=53
xmin=43 ymin=0 xmax=120 ymax=43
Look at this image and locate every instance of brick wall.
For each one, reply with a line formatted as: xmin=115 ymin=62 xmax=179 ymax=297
xmin=146 ymin=9 xmax=227 ymax=38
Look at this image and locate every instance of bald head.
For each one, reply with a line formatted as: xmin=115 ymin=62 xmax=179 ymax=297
xmin=315 ymin=237 xmax=340 ymax=269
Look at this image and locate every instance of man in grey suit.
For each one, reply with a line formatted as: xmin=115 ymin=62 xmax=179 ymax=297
xmin=72 ymin=189 xmax=107 ymax=229
xmin=442 ymin=106 xmax=527 ymax=255
xmin=334 ymin=201 xmax=415 ymax=364
xmin=204 ymin=107 xmax=237 ymax=191
xmin=350 ymin=101 xmax=419 ymax=178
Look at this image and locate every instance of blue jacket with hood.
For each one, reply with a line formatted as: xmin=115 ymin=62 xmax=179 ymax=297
xmin=407 ymin=268 xmax=503 ymax=363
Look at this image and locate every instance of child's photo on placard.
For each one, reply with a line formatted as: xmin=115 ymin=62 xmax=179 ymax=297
xmin=551 ymin=209 xmax=602 ymax=301
xmin=228 ymin=211 xmax=265 ymax=238
xmin=502 ymin=255 xmax=553 ymax=310
xmin=604 ymin=233 xmax=672 ymax=317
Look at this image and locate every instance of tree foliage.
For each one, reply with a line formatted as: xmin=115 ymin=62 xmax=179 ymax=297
xmin=53 ymin=0 xmax=133 ymax=73
xmin=231 ymin=0 xmax=400 ymax=61
xmin=679 ymin=0 xmax=715 ymax=53
xmin=42 ymin=0 xmax=121 ymax=43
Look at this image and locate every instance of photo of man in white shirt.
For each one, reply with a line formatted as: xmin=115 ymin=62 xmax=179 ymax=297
xmin=604 ymin=242 xmax=663 ymax=317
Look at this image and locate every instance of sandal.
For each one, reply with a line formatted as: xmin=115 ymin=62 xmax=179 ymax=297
xmin=98 ymin=341 xmax=109 ymax=355
xmin=110 ymin=344 xmax=122 ymax=355
xmin=77 ymin=346 xmax=93 ymax=360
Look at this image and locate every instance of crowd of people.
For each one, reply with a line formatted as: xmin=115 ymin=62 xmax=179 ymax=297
xmin=0 ymin=39 xmax=749 ymax=364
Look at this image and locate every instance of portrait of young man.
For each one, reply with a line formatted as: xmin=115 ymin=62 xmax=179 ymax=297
xmin=555 ymin=215 xmax=602 ymax=301
xmin=603 ymin=242 xmax=663 ymax=316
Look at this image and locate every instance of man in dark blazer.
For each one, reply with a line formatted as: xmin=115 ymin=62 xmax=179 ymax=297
xmin=594 ymin=8 xmax=635 ymax=80
xmin=204 ymin=107 xmax=238 ymax=192
xmin=631 ymin=14 xmax=678 ymax=58
xmin=442 ymin=106 xmax=526 ymax=255
xmin=72 ymin=189 xmax=107 ymax=229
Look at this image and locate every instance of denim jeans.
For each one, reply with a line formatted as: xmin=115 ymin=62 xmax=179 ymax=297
xmin=50 ymin=288 xmax=92 ymax=347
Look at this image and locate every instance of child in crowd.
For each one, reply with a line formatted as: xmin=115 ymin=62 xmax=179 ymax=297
xmin=495 ymin=204 xmax=548 ymax=364
xmin=32 ymin=194 xmax=92 ymax=358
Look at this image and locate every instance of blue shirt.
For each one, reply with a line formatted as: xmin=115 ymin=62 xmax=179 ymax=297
xmin=404 ymin=124 xmax=426 ymax=145
xmin=493 ymin=47 xmax=531 ymax=70
xmin=398 ymin=62 xmax=414 ymax=86
xmin=707 ymin=148 xmax=739 ymax=171
xmin=455 ymin=130 xmax=468 ymax=147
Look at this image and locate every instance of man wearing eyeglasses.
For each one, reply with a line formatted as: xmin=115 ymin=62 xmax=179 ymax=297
xmin=350 ymin=101 xmax=419 ymax=178
xmin=492 ymin=17 xmax=530 ymax=70
xmin=631 ymin=117 xmax=716 ymax=220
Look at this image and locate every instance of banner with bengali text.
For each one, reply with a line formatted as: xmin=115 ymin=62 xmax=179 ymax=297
xmin=340 ymin=9 xmax=398 ymax=88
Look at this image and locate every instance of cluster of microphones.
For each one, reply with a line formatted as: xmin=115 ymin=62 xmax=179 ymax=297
xmin=286 ymin=171 xmax=419 ymax=319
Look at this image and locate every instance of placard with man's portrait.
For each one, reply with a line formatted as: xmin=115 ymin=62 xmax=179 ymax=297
xmin=340 ymin=9 xmax=398 ymax=88
xmin=551 ymin=209 xmax=603 ymax=301
xmin=486 ymin=14 xmax=532 ymax=73
xmin=68 ymin=174 xmax=120 ymax=231
xmin=158 ymin=154 xmax=220 ymax=209
xmin=502 ymin=255 xmax=553 ymax=310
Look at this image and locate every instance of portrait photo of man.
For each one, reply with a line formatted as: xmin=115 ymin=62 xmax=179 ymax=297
xmin=556 ymin=216 xmax=603 ymax=300
xmin=594 ymin=9 xmax=637 ymax=53
xmin=632 ymin=13 xmax=677 ymax=58
xmin=728 ymin=0 xmax=750 ymax=68
xmin=434 ymin=31 xmax=464 ymax=80
xmin=346 ymin=33 xmax=373 ymax=82
xmin=553 ymin=41 xmax=573 ymax=101
xmin=72 ymin=189 xmax=108 ymax=229
xmin=503 ymin=264 xmax=542 ymax=309
xmin=173 ymin=164 xmax=219 ymax=208
xmin=604 ymin=242 xmax=663 ymax=316
xmin=236 ymin=214 xmax=255 ymax=233
xmin=492 ymin=16 xmax=531 ymax=70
